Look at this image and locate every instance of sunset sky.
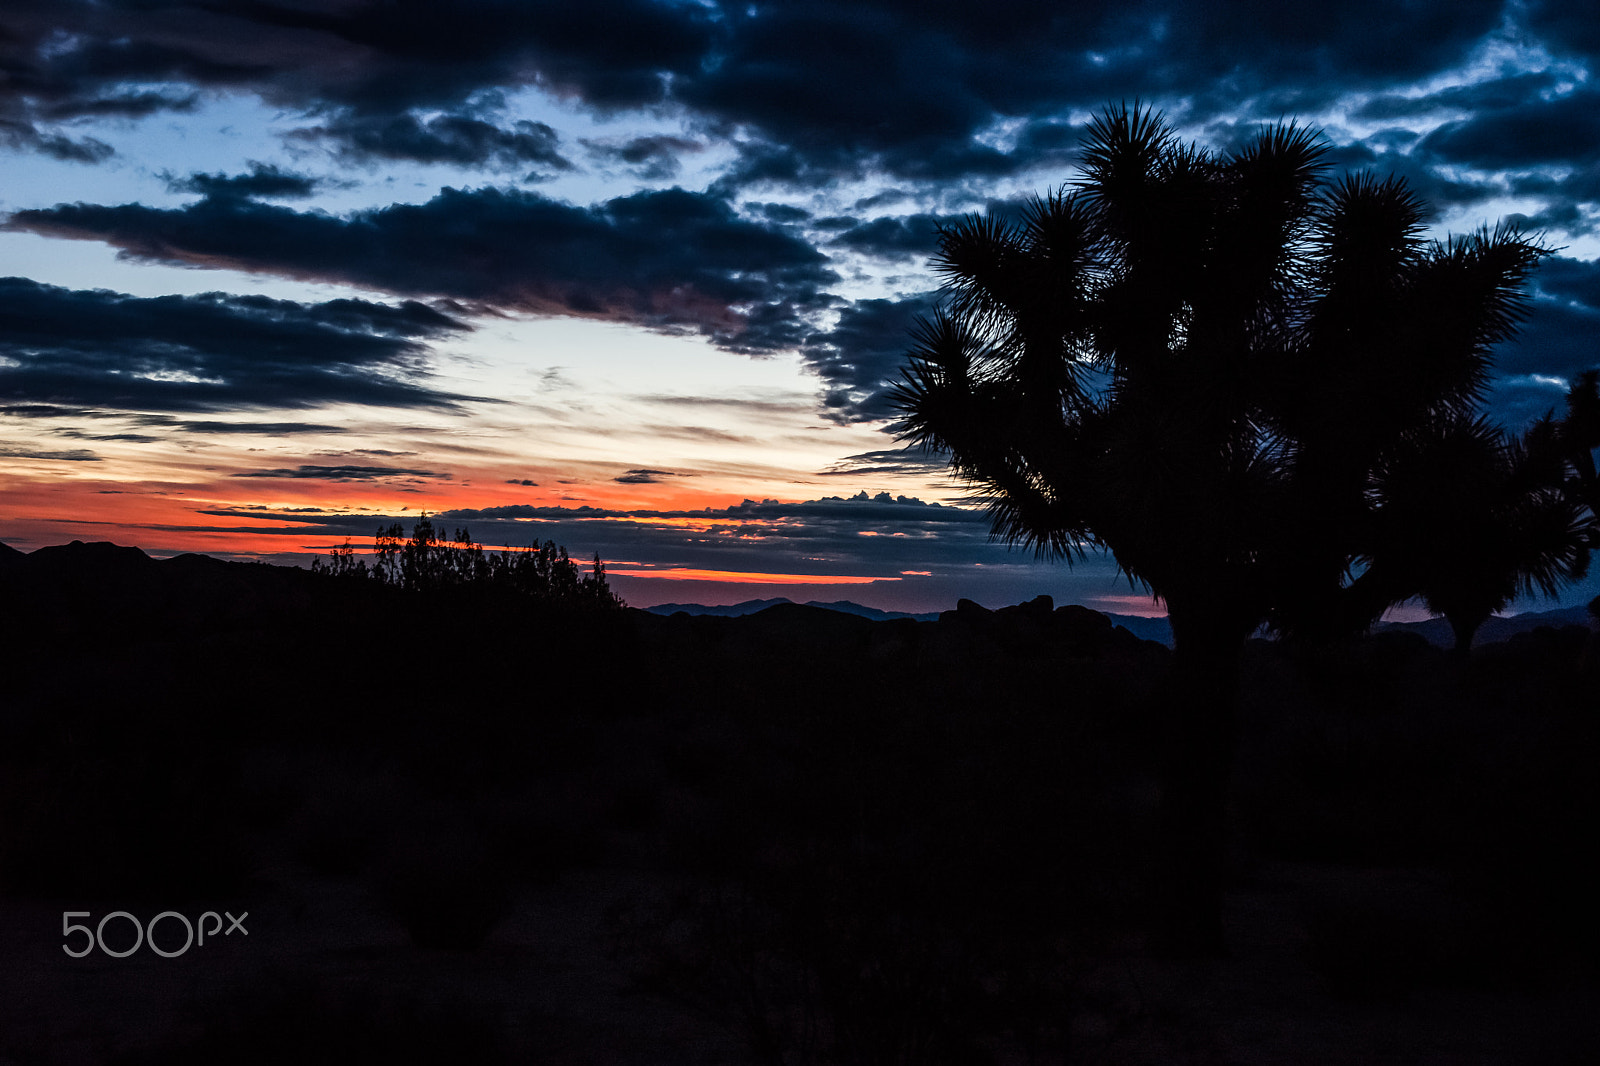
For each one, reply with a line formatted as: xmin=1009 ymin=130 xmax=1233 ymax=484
xmin=3 ymin=0 xmax=1599 ymax=614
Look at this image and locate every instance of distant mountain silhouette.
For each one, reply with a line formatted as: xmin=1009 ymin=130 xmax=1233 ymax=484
xmin=645 ymin=595 xmax=1177 ymax=643
xmin=1372 ymin=605 xmax=1595 ymax=649
xmin=643 ymin=596 xmax=941 ymax=622
xmin=3 ymin=540 xmax=1589 ymax=654
xmin=639 ymin=594 xmax=1596 ymax=651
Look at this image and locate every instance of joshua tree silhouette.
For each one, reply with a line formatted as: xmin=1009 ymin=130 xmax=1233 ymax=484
xmin=1364 ymin=413 xmax=1590 ymax=654
xmin=894 ymin=102 xmax=1555 ymax=953
xmin=1557 ymin=370 xmax=1600 ymax=542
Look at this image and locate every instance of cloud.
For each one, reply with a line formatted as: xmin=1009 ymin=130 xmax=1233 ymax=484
xmin=0 ymin=277 xmax=471 ymax=412
xmin=1419 ymin=87 xmax=1600 ymax=170
xmin=175 ymin=420 xmax=350 ymax=435
xmin=819 ymin=447 xmax=950 ymax=477
xmin=0 ymin=118 xmax=113 ymax=163
xmin=234 ymin=464 xmax=447 ymax=481
xmin=0 ymin=443 xmax=100 ymax=461
xmin=581 ymin=134 xmax=702 ymax=180
xmin=1350 ymin=71 xmax=1561 ymax=123
xmin=56 ymin=430 xmax=165 ymax=443
xmin=6 ymin=185 xmax=839 ymax=354
xmin=167 ymin=162 xmax=320 ymax=200
xmin=824 ymin=214 xmax=951 ymax=260
xmin=188 ymin=489 xmax=1003 ymax=578
xmin=293 ymin=112 xmax=574 ymax=172
xmin=1536 ymin=256 xmax=1600 ymax=309
xmin=801 ymin=292 xmax=940 ymax=422
xmin=613 ymin=468 xmax=687 ymax=484
xmin=0 ymin=0 xmax=1519 ymax=188
xmin=4 ymin=1 xmax=1596 ymax=433
xmin=0 ymin=1 xmax=718 ymax=143
xmin=0 ymin=405 xmax=351 ymax=436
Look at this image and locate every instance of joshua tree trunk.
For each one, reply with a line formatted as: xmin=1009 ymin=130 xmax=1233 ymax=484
xmin=1447 ymin=609 xmax=1489 ymax=657
xmin=1155 ymin=605 xmax=1249 ymax=956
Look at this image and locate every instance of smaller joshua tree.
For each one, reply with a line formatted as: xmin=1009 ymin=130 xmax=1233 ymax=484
xmin=313 ymin=516 xmax=621 ymax=609
xmin=1363 ymin=413 xmax=1590 ymax=653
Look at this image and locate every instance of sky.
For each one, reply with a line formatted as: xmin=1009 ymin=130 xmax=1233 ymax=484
xmin=2 ymin=0 xmax=1598 ymax=616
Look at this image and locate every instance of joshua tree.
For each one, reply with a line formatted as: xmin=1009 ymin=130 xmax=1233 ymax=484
xmin=1364 ymin=414 xmax=1590 ymax=654
xmin=894 ymin=102 xmax=1550 ymax=952
xmin=1558 ymin=370 xmax=1600 ymax=538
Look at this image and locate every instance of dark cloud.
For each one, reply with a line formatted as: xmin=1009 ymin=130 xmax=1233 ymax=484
xmin=749 ymin=202 xmax=812 ymax=224
xmin=505 ymin=478 xmax=538 ymax=486
xmin=0 ymin=277 xmax=470 ymax=412
xmin=801 ymin=292 xmax=940 ymax=422
xmin=235 ymin=464 xmax=447 ymax=481
xmin=37 ymin=88 xmax=198 ymax=121
xmin=1351 ymin=72 xmax=1561 ymax=123
xmin=641 ymin=395 xmax=812 ymax=415
xmin=1523 ymin=0 xmax=1600 ymax=60
xmin=581 ymin=135 xmax=702 ymax=180
xmin=1497 ymin=296 xmax=1600 ymax=385
xmin=1506 ymin=203 xmax=1595 ymax=240
xmin=1482 ymin=255 xmax=1600 ymax=426
xmin=0 ymin=0 xmax=1582 ymax=304
xmin=1536 ymin=256 xmax=1600 ymax=309
xmin=1 ymin=404 xmax=105 ymax=419
xmin=825 ymin=214 xmax=950 ymax=260
xmin=57 ymin=430 xmax=166 ymax=443
xmin=0 ymin=1 xmax=717 ymax=144
xmin=176 ymin=420 xmax=349 ymax=435
xmin=372 ymin=491 xmax=989 ymax=531
xmin=167 ymin=162 xmax=320 ymax=200
xmin=3 ymin=2 xmax=1596 ymax=435
xmin=6 ymin=186 xmax=838 ymax=353
xmin=0 ymin=0 xmax=1520 ymax=186
xmin=0 ymin=118 xmax=113 ymax=163
xmin=0 ymin=405 xmax=348 ymax=435
xmin=819 ymin=447 xmax=950 ymax=477
xmin=0 ymin=443 xmax=100 ymax=461
xmin=854 ymin=189 xmax=912 ymax=212
xmin=613 ymin=468 xmax=686 ymax=484
xmin=294 ymin=112 xmax=573 ymax=172
xmin=688 ymin=0 xmax=1507 ymax=188
xmin=1419 ymin=87 xmax=1600 ymax=170
xmin=190 ymin=490 xmax=998 ymax=576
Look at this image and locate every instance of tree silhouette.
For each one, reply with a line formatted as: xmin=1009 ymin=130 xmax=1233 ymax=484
xmin=314 ymin=517 xmax=622 ymax=610
xmin=894 ymin=102 xmax=1551 ymax=953
xmin=1556 ymin=370 xmax=1600 ymax=543
xmin=1364 ymin=414 xmax=1590 ymax=654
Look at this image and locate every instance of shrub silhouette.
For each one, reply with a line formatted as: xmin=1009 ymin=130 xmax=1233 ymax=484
xmin=895 ymin=101 xmax=1559 ymax=952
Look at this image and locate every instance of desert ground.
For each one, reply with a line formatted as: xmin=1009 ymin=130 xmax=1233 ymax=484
xmin=2 ymin=541 xmax=1597 ymax=1064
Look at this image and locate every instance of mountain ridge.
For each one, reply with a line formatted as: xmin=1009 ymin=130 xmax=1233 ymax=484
xmin=644 ymin=595 xmax=1597 ymax=649
xmin=2 ymin=541 xmax=1592 ymax=650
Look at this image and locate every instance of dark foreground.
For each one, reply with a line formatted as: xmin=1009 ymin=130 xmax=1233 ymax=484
xmin=2 ymin=542 xmax=1598 ymax=1064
